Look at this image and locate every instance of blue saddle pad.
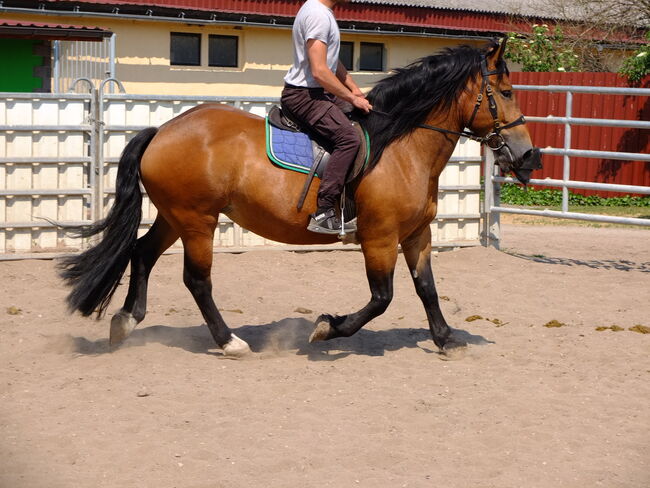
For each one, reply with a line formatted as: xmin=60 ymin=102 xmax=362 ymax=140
xmin=265 ymin=117 xmax=322 ymax=176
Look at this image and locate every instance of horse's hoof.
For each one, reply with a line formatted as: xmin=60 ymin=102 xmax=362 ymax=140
xmin=109 ymin=310 xmax=138 ymax=346
xmin=440 ymin=340 xmax=467 ymax=361
xmin=222 ymin=334 xmax=251 ymax=358
xmin=309 ymin=315 xmax=336 ymax=343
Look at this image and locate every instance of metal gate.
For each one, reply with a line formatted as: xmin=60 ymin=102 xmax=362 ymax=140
xmin=483 ymin=84 xmax=650 ymax=249
xmin=53 ymin=37 xmax=116 ymax=94
xmin=0 ymin=81 xmax=482 ymax=258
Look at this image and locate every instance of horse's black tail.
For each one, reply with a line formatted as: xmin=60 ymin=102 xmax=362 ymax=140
xmin=58 ymin=127 xmax=159 ymax=317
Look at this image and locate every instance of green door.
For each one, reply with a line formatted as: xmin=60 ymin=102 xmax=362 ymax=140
xmin=0 ymin=39 xmax=43 ymax=92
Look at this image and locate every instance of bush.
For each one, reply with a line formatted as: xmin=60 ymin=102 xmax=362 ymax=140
xmin=619 ymin=32 xmax=650 ymax=84
xmin=500 ymin=183 xmax=650 ymax=207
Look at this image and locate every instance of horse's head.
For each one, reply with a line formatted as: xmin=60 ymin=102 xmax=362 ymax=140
xmin=461 ymin=38 xmax=542 ymax=185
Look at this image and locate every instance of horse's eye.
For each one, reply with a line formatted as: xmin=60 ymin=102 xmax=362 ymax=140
xmin=501 ymin=90 xmax=513 ymax=99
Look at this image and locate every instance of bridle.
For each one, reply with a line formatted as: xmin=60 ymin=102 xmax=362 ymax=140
xmin=373 ymin=54 xmax=526 ymax=153
xmin=368 ymin=49 xmax=542 ymax=184
xmin=419 ymin=54 xmax=525 ymax=151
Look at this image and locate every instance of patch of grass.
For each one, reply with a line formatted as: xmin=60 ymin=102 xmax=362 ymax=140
xmin=294 ymin=307 xmax=313 ymax=314
xmin=464 ymin=315 xmax=508 ymax=326
xmin=629 ymin=325 xmax=650 ymax=334
xmin=501 ymin=183 xmax=650 ymax=208
xmin=544 ymin=319 xmax=566 ymax=328
xmin=486 ymin=317 xmax=508 ymax=327
xmin=500 ymin=205 xmax=650 ymax=229
xmin=596 ymin=325 xmax=625 ymax=332
xmin=219 ymin=308 xmax=244 ymax=314
xmin=495 ymin=183 xmax=650 ymax=229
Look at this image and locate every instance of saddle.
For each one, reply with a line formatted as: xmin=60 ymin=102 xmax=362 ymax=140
xmin=266 ymin=105 xmax=369 ymax=216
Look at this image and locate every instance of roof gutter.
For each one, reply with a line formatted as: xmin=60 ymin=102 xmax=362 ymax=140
xmin=0 ymin=25 xmax=111 ymax=40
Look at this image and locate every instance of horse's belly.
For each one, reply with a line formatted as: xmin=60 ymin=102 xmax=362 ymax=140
xmin=225 ymin=206 xmax=339 ymax=246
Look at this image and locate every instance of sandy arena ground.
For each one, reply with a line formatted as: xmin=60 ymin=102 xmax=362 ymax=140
xmin=1 ymin=223 xmax=649 ymax=488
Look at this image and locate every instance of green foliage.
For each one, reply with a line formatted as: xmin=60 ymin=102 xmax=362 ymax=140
xmin=619 ymin=31 xmax=650 ymax=84
xmin=500 ymin=183 xmax=650 ymax=207
xmin=505 ymin=25 xmax=579 ymax=72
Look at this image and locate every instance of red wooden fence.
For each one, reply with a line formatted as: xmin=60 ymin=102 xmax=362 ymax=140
xmin=509 ymin=72 xmax=649 ymax=197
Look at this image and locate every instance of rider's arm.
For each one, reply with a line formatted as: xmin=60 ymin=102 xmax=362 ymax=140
xmin=335 ymin=61 xmax=365 ymax=98
xmin=307 ymin=39 xmax=372 ymax=112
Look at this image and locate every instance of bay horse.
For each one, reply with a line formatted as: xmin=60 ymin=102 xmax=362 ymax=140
xmin=60 ymin=39 xmax=541 ymax=358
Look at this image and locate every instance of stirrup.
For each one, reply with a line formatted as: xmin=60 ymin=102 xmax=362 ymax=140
xmin=307 ymin=208 xmax=356 ymax=235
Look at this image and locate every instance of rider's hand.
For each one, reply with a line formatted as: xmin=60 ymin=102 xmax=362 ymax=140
xmin=351 ymin=94 xmax=373 ymax=113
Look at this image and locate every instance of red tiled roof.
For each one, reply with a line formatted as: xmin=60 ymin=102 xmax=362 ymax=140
xmin=0 ymin=18 xmax=112 ymax=40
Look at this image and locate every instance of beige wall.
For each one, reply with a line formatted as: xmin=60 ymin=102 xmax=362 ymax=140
xmin=111 ymin=21 xmax=479 ymax=96
xmin=3 ymin=12 xmax=481 ymax=96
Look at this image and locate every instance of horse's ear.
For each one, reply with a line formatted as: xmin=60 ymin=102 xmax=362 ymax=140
xmin=486 ymin=37 xmax=507 ymax=62
xmin=496 ymin=37 xmax=507 ymax=62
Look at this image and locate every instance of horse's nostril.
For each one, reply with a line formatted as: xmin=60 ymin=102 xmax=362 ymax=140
xmin=519 ymin=147 xmax=543 ymax=171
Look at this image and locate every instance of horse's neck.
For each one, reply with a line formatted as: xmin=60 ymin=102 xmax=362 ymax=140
xmin=407 ymin=107 xmax=464 ymax=179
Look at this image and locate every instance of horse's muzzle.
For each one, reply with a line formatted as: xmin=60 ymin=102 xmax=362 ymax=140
xmin=512 ymin=147 xmax=542 ymax=185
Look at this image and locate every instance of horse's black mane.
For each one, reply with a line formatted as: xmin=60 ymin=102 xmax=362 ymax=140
xmin=359 ymin=40 xmax=506 ymax=169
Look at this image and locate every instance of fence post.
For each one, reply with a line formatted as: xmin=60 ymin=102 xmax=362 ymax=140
xmin=562 ymin=91 xmax=572 ymax=213
xmin=53 ymin=40 xmax=60 ymax=93
xmin=482 ymin=150 xmax=500 ymax=249
xmin=69 ymin=78 xmax=99 ymax=239
xmin=97 ymin=79 xmax=127 ymax=220
xmin=109 ymin=34 xmax=117 ymax=94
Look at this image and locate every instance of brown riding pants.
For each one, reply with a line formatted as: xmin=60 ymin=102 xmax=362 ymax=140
xmin=280 ymin=84 xmax=361 ymax=210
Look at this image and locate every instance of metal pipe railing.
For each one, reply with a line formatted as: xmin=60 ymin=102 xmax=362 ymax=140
xmin=513 ymin=85 xmax=650 ymax=96
xmin=483 ymin=84 xmax=650 ymax=247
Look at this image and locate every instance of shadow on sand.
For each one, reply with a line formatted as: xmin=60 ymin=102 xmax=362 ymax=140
xmin=66 ymin=317 xmax=493 ymax=360
xmin=506 ymin=251 xmax=650 ymax=273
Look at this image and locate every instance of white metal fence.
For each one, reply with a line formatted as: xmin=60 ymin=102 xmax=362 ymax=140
xmin=483 ymin=84 xmax=650 ymax=248
xmin=0 ymin=84 xmax=482 ymax=257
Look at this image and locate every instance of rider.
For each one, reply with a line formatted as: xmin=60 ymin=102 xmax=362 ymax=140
xmin=281 ymin=0 xmax=372 ymax=234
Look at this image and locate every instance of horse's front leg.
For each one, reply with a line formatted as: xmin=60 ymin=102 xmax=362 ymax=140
xmin=401 ymin=225 xmax=467 ymax=354
xmin=309 ymin=237 xmax=398 ymax=342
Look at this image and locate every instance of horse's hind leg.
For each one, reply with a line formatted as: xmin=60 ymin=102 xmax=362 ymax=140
xmin=181 ymin=222 xmax=251 ymax=357
xmin=400 ymin=226 xmax=467 ymax=356
xmin=110 ymin=215 xmax=179 ymax=345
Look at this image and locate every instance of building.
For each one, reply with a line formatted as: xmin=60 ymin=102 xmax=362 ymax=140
xmin=0 ymin=0 xmax=642 ymax=95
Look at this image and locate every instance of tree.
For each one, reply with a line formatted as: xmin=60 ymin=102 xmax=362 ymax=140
xmin=505 ymin=24 xmax=580 ymax=72
xmin=548 ymin=0 xmax=649 ymax=31
xmin=618 ymin=32 xmax=650 ymax=84
xmin=504 ymin=0 xmax=648 ymax=72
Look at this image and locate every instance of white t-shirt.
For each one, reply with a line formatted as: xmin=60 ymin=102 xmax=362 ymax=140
xmin=284 ymin=0 xmax=340 ymax=88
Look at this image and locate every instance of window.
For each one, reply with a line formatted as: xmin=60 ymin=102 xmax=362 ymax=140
xmin=339 ymin=41 xmax=354 ymax=71
xmin=170 ymin=32 xmax=200 ymax=66
xmin=360 ymin=42 xmax=384 ymax=71
xmin=209 ymin=35 xmax=238 ymax=68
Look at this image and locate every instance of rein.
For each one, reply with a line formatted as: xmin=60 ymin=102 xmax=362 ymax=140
xmin=371 ymin=55 xmax=526 ymax=151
